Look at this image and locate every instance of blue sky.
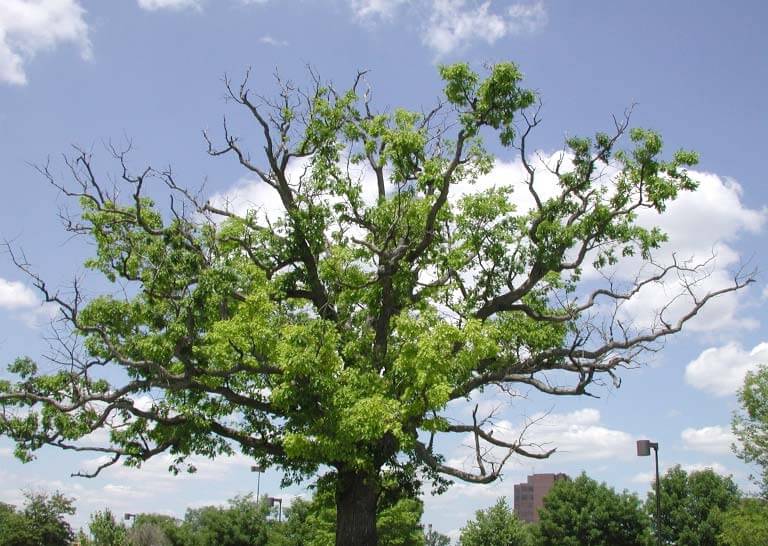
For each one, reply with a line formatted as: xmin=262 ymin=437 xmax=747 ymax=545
xmin=1 ymin=0 xmax=767 ymax=539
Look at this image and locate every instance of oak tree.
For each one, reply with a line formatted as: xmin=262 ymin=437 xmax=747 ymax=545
xmin=0 ymin=62 xmax=751 ymax=546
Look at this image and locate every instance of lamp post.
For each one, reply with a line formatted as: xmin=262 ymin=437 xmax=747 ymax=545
xmin=251 ymin=464 xmax=265 ymax=501
xmin=124 ymin=513 xmax=137 ymax=523
xmin=268 ymin=496 xmax=283 ymax=522
xmin=637 ymin=440 xmax=661 ymax=546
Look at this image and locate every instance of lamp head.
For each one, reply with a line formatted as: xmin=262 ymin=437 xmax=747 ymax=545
xmin=637 ymin=439 xmax=659 ymax=456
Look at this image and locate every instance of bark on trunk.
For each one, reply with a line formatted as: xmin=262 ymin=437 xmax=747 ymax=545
xmin=335 ymin=469 xmax=379 ymax=546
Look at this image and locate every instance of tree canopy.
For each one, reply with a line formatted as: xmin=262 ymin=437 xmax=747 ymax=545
xmin=718 ymin=497 xmax=768 ymax=546
xmin=0 ymin=61 xmax=751 ymax=546
xmin=459 ymin=497 xmax=532 ymax=546
xmin=87 ymin=508 xmax=128 ymax=546
xmin=732 ymin=363 xmax=768 ymax=497
xmin=536 ymin=473 xmax=651 ymax=546
xmin=0 ymin=491 xmax=75 ymax=546
xmin=646 ymin=465 xmax=740 ymax=546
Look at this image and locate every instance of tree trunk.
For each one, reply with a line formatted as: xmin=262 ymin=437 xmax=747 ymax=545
xmin=335 ymin=469 xmax=379 ymax=546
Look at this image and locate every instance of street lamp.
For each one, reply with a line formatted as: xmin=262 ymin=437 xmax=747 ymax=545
xmin=124 ymin=513 xmax=137 ymax=522
xmin=251 ymin=464 xmax=265 ymax=500
xmin=268 ymin=496 xmax=283 ymax=522
xmin=637 ymin=440 xmax=661 ymax=546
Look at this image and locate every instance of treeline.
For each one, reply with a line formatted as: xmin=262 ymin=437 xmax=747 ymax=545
xmin=1 ymin=466 xmax=767 ymax=546
xmin=457 ymin=468 xmax=768 ymax=546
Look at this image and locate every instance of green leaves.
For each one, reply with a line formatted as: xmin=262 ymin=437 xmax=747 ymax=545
xmin=459 ymin=498 xmax=532 ymax=546
xmin=732 ymin=364 xmax=768 ymax=497
xmin=0 ymin=61 xmax=725 ymax=546
xmin=440 ymin=62 xmax=535 ymax=144
xmin=538 ymin=474 xmax=651 ymax=546
xmin=646 ymin=465 xmax=740 ymax=546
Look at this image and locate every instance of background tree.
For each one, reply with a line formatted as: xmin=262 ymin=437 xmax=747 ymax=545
xmin=88 ymin=508 xmax=128 ymax=546
xmin=126 ymin=523 xmax=172 ymax=546
xmin=0 ymin=501 xmax=34 ymax=546
xmin=270 ymin=497 xmax=316 ymax=546
xmin=176 ymin=494 xmax=272 ymax=546
xmin=459 ymin=497 xmax=531 ymax=546
xmin=718 ymin=497 xmax=768 ymax=546
xmin=0 ymin=61 xmax=750 ymax=546
xmin=732 ymin=363 xmax=768 ymax=497
xmin=129 ymin=513 xmax=181 ymax=546
xmin=0 ymin=491 xmax=76 ymax=546
xmin=536 ymin=473 xmax=651 ymax=546
xmin=645 ymin=465 xmax=739 ymax=546
xmin=423 ymin=526 xmax=450 ymax=546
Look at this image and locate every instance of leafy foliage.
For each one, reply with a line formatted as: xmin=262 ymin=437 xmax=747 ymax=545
xmin=88 ymin=508 xmax=128 ymax=546
xmin=536 ymin=473 xmax=651 ymax=546
xmin=645 ymin=465 xmax=739 ymax=546
xmin=732 ymin=363 xmax=768 ymax=497
xmin=718 ymin=497 xmax=768 ymax=546
xmin=459 ymin=497 xmax=532 ymax=546
xmin=0 ymin=60 xmax=746 ymax=545
xmin=0 ymin=491 xmax=75 ymax=546
xmin=176 ymin=495 xmax=272 ymax=546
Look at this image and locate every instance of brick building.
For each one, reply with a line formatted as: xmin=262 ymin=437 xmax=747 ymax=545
xmin=513 ymin=473 xmax=569 ymax=523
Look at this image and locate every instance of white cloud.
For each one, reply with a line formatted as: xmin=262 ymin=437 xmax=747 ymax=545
xmin=0 ymin=278 xmax=38 ymax=309
xmin=349 ymin=0 xmax=546 ymax=55
xmin=137 ymin=0 xmax=202 ymax=11
xmin=259 ymin=35 xmax=288 ymax=46
xmin=685 ymin=341 xmax=768 ymax=397
xmin=0 ymin=0 xmax=90 ymax=85
xmin=348 ymin=0 xmax=407 ymax=20
xmin=526 ymin=408 xmax=636 ymax=461
xmin=598 ymin=170 xmax=765 ymax=334
xmin=507 ymin=1 xmax=548 ymax=33
xmin=207 ymin=177 xmax=284 ymax=224
xmin=681 ymin=426 xmax=737 ymax=455
xmin=631 ymin=462 xmax=732 ymax=485
xmin=680 ymin=462 xmax=731 ymax=476
xmin=424 ymin=0 xmax=513 ymax=56
xmin=448 ymin=408 xmax=636 ymax=474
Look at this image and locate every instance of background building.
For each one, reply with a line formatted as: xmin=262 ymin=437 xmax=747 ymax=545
xmin=513 ymin=473 xmax=569 ymax=523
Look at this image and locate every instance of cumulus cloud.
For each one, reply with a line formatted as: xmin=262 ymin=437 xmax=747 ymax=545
xmin=423 ymin=0 xmax=509 ymax=56
xmin=137 ymin=0 xmax=202 ymax=11
xmin=597 ymin=170 xmax=765 ymax=334
xmin=446 ymin=408 xmax=636 ymax=475
xmin=522 ymin=408 xmax=636 ymax=461
xmin=349 ymin=0 xmax=546 ymax=55
xmin=427 ymin=0 xmax=547 ymax=56
xmin=681 ymin=425 xmax=737 ymax=455
xmin=259 ymin=35 xmax=288 ymax=46
xmin=0 ymin=0 xmax=90 ymax=85
xmin=0 ymin=278 xmax=38 ymax=309
xmin=631 ymin=462 xmax=732 ymax=485
xmin=348 ymin=0 xmax=408 ymax=20
xmin=685 ymin=341 xmax=768 ymax=397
